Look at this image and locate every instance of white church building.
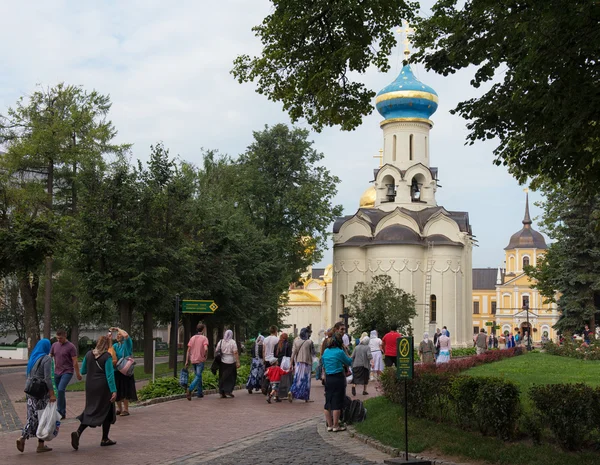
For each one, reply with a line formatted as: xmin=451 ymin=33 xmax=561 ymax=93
xmin=282 ymin=62 xmax=475 ymax=347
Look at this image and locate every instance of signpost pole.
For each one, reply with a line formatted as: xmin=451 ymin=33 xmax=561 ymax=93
xmin=172 ymin=294 xmax=180 ymax=379
xmin=404 ymin=378 xmax=409 ymax=461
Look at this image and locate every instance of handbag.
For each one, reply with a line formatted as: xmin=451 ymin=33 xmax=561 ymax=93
xmin=116 ymin=356 xmax=136 ymax=376
xmin=24 ymin=358 xmax=49 ymax=399
xmin=179 ymin=367 xmax=189 ymax=388
xmin=211 ymin=341 xmax=223 ymax=375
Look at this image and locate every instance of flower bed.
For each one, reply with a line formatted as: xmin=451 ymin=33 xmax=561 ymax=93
xmin=543 ymin=339 xmax=600 ymax=360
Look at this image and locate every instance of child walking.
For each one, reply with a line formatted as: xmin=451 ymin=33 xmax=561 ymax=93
xmin=265 ymin=361 xmax=290 ymax=403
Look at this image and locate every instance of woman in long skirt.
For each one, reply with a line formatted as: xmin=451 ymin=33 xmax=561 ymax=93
xmin=290 ymin=327 xmax=315 ymax=402
xmin=16 ymin=339 xmax=56 ymax=454
xmin=111 ymin=327 xmax=137 ymax=416
xmin=368 ymin=330 xmax=383 ymax=380
xmin=71 ymin=336 xmax=117 ymax=450
xmin=246 ymin=335 xmax=265 ymax=394
xmin=351 ymin=333 xmax=372 ymax=396
xmin=436 ymin=329 xmax=452 ymax=364
xmin=217 ymin=330 xmax=240 ymax=398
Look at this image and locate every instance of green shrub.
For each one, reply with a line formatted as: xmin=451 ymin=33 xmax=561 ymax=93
xmin=452 ymin=347 xmax=477 ymax=357
xmin=473 ymin=377 xmax=521 ymax=439
xmin=137 ymin=377 xmax=184 ymax=401
xmin=529 ymin=383 xmax=597 ymax=450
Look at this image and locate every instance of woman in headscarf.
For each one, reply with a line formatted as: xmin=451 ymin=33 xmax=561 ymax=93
xmin=110 ymin=326 xmax=137 ymax=416
xmin=368 ymin=330 xmax=383 ymax=381
xmin=216 ymin=329 xmax=240 ymax=398
xmin=246 ymin=335 xmax=265 ymax=394
xmin=16 ymin=339 xmax=56 ymax=453
xmin=290 ymin=327 xmax=315 ymax=402
xmin=419 ymin=332 xmax=435 ymax=364
xmin=274 ymin=332 xmax=293 ymax=398
xmin=71 ymin=335 xmax=117 ymax=450
xmin=436 ymin=329 xmax=452 ymax=364
xmin=350 ymin=333 xmax=372 ymax=396
xmin=322 ymin=333 xmax=353 ymax=432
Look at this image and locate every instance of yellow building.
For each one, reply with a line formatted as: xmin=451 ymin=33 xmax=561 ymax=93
xmin=472 ymin=193 xmax=559 ymax=342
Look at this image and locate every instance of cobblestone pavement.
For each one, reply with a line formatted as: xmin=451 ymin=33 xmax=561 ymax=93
xmin=162 ymin=417 xmax=388 ymax=465
xmin=0 ymin=375 xmax=22 ymax=433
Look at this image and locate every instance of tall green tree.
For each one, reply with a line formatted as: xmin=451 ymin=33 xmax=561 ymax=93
xmin=347 ymin=274 xmax=417 ymax=336
xmin=526 ymin=184 xmax=600 ymax=333
xmin=232 ymin=1 xmax=417 ymax=131
xmin=0 ymin=83 xmax=127 ymax=339
xmin=412 ymin=0 xmax=599 ymax=187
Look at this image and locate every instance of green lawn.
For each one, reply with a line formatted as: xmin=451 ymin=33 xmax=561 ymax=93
xmin=355 ymin=396 xmax=600 ymax=465
xmin=464 ymin=351 xmax=600 ymax=409
xmin=66 ymin=361 xmax=189 ymax=391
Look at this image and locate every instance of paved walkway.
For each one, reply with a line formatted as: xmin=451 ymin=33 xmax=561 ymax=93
xmin=0 ymin=366 xmax=389 ymax=465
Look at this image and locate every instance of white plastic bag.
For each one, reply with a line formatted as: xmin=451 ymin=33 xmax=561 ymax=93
xmin=346 ymin=367 xmax=353 ymax=384
xmin=36 ymin=402 xmax=60 ymax=441
xmin=280 ymin=356 xmax=291 ymax=371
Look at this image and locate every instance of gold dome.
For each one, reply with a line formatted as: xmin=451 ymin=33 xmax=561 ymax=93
xmin=359 ymin=186 xmax=376 ymax=208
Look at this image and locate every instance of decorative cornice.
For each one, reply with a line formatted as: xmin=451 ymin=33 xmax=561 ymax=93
xmin=380 ymin=117 xmax=433 ymax=128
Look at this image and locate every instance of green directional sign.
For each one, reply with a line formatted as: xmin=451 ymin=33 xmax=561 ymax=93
xmin=181 ymin=300 xmax=218 ymax=314
xmin=396 ymin=336 xmax=414 ymax=380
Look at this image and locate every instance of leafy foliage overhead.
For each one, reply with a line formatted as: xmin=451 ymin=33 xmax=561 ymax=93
xmin=412 ymin=0 xmax=600 ymax=187
xmin=232 ymin=0 xmax=417 ymax=131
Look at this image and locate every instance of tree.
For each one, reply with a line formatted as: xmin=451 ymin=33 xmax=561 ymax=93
xmin=412 ymin=0 xmax=599 ymax=187
xmin=232 ymin=1 xmax=416 ymax=131
xmin=347 ymin=274 xmax=417 ymax=336
xmin=0 ymin=83 xmax=127 ymax=339
xmin=526 ymin=184 xmax=600 ymax=333
xmin=0 ymin=275 xmax=26 ymax=342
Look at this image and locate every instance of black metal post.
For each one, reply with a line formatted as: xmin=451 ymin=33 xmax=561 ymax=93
xmin=172 ymin=294 xmax=180 ymax=378
xmin=404 ymin=378 xmax=409 ymax=461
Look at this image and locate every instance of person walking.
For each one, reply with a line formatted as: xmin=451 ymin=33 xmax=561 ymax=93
xmin=418 ymin=332 xmax=435 ymax=364
xmin=382 ymin=327 xmax=402 ymax=367
xmin=246 ymin=335 xmax=265 ymax=394
xmin=16 ymin=339 xmax=56 ymax=454
xmin=265 ymin=360 xmax=291 ymax=403
xmin=436 ymin=329 xmax=452 ymax=364
xmin=274 ymin=332 xmax=293 ymax=399
xmin=433 ymin=328 xmax=441 ymax=360
xmin=111 ymin=327 xmax=137 ymax=416
xmin=216 ymin=330 xmax=240 ymax=398
xmin=351 ymin=333 xmax=372 ymax=396
xmin=50 ymin=329 xmax=82 ymax=420
xmin=475 ymin=328 xmax=488 ymax=355
xmin=322 ymin=333 xmax=353 ymax=432
xmin=185 ymin=323 xmax=209 ymax=400
xmin=290 ymin=327 xmax=315 ymax=402
xmin=71 ymin=336 xmax=117 ymax=450
xmin=368 ymin=330 xmax=383 ymax=381
xmin=263 ymin=325 xmax=279 ymax=367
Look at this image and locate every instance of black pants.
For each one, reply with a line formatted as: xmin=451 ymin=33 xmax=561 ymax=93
xmin=77 ymin=413 xmax=112 ymax=441
xmin=384 ymin=356 xmax=396 ymax=368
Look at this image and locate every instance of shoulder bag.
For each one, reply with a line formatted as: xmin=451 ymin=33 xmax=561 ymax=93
xmin=116 ymin=356 xmax=136 ymax=376
xmin=24 ymin=357 xmax=49 ymax=399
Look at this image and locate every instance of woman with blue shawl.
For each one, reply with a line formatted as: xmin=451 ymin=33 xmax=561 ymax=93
xmin=289 ymin=327 xmax=315 ymax=402
xmin=246 ymin=335 xmax=265 ymax=394
xmin=16 ymin=338 xmax=56 ymax=454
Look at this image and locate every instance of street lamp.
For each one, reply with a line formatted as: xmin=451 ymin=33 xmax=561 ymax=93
xmin=523 ymin=304 xmax=532 ymax=351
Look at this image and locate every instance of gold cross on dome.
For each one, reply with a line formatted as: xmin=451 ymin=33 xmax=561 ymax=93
xmin=397 ymin=21 xmax=415 ymax=59
xmin=523 ymin=187 xmax=529 ymax=194
xmin=373 ymin=148 xmax=383 ymax=167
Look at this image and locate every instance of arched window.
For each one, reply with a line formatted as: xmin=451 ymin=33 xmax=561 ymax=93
xmin=409 ymin=134 xmax=414 ymax=161
xmin=392 ymin=135 xmax=397 ymax=161
xmin=522 ymin=256 xmax=530 ymax=268
xmin=430 ymin=294 xmax=437 ymax=322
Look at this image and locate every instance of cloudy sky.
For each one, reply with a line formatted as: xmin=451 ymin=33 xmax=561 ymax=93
xmin=0 ymin=0 xmax=547 ymax=270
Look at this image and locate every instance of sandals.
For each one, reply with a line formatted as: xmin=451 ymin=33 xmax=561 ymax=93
xmin=115 ymin=410 xmax=121 ymax=416
xmin=351 ymin=386 xmax=356 ymax=396
xmin=71 ymin=431 xmax=80 ymax=450
xmin=363 ymin=391 xmax=369 ymax=395
xmin=332 ymin=425 xmax=347 ymax=432
xmin=327 ymin=426 xmax=333 ymax=432
xmin=287 ymin=392 xmax=293 ymax=403
xmin=16 ymin=437 xmax=25 ymax=453
xmin=36 ymin=445 xmax=52 ymax=453
xmin=100 ymin=439 xmax=117 ymax=447
xmin=186 ymin=390 xmax=192 ymax=401
xmin=120 ymin=411 xmax=130 ymax=416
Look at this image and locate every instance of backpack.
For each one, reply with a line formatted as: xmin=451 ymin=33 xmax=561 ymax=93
xmin=343 ymin=399 xmax=367 ymax=424
xmin=24 ymin=357 xmax=49 ymax=399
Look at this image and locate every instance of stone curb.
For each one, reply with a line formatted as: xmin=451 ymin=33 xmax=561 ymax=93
xmin=134 ymin=383 xmax=246 ymax=407
xmin=348 ymin=426 xmax=462 ymax=465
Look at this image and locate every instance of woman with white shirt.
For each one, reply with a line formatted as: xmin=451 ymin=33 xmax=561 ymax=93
xmin=216 ymin=330 xmax=240 ymax=398
xmin=368 ymin=330 xmax=383 ymax=381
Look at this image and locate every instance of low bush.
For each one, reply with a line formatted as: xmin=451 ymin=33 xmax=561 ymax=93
xmin=529 ymin=383 xmax=597 ymax=451
xmin=543 ymin=339 xmax=600 ymax=361
xmin=451 ymin=347 xmax=477 ymax=357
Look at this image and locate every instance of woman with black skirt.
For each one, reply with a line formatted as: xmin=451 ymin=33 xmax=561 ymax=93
xmin=216 ymin=330 xmax=240 ymax=398
xmin=321 ymin=333 xmax=353 ymax=432
xmin=71 ymin=336 xmax=117 ymax=449
xmin=111 ymin=327 xmax=137 ymax=416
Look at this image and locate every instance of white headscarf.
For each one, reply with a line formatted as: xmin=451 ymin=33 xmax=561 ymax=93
xmin=370 ymin=330 xmax=378 ymax=339
xmin=423 ymin=332 xmax=430 ymax=343
xmin=360 ymin=335 xmax=370 ymax=345
xmin=254 ymin=335 xmax=264 ymax=357
xmin=224 ymin=329 xmax=233 ymax=341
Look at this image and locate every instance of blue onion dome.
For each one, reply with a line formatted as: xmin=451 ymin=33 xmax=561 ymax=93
xmin=375 ymin=64 xmax=438 ymax=123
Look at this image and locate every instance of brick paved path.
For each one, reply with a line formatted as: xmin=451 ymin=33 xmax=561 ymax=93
xmin=0 ymin=374 xmax=22 ymax=433
xmin=0 ymin=370 xmax=388 ymax=465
